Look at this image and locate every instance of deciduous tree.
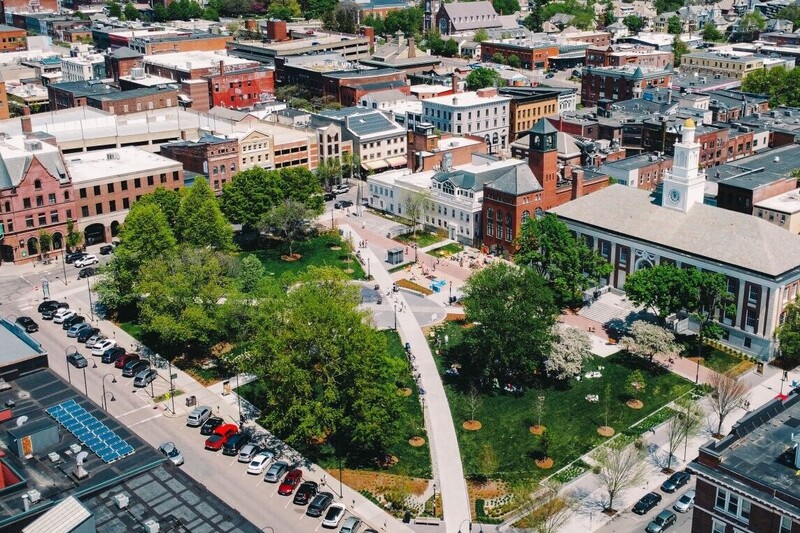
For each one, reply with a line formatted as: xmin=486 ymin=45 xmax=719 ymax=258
xmin=624 ymin=264 xmax=695 ymax=321
xmin=175 ymin=178 xmax=234 ymax=251
xmin=527 ymin=482 xmax=578 ymax=533
xmin=474 ymin=28 xmax=489 ymax=42
xmin=135 ymin=187 xmax=182 ymax=227
xmin=403 ymin=190 xmax=430 ymax=236
xmin=662 ymin=398 xmax=702 ymax=471
xmin=622 ymin=321 xmax=679 ymax=363
xmin=708 ymin=372 xmax=749 ymax=437
xmin=667 ymin=15 xmax=682 ymax=34
xmin=259 ymin=199 xmax=314 ymax=257
xmin=623 ymin=15 xmax=644 ymax=32
xmin=493 ymin=0 xmax=520 ymax=15
xmin=236 ymin=254 xmax=266 ymax=294
xmin=466 ymin=67 xmax=504 ymax=90
xmin=594 ymin=443 xmax=647 ymax=511
xmin=777 ymin=302 xmax=800 ymax=368
xmin=701 ymin=22 xmax=724 ymax=42
xmin=544 ymin=327 xmax=592 ymax=380
xmin=626 ymin=370 xmax=647 ymax=402
xmin=672 ymin=35 xmax=689 ymax=66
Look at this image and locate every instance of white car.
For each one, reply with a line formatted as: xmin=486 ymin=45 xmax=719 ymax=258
xmin=159 ymin=442 xmax=184 ymax=466
xmin=53 ymin=309 xmax=75 ymax=324
xmin=673 ymin=489 xmax=696 ymax=513
xmin=91 ymin=339 xmax=117 ymax=356
xmin=74 ymin=254 xmax=98 ymax=268
xmin=247 ymin=451 xmax=274 ymax=474
xmin=238 ymin=443 xmax=261 ymax=463
xmin=332 ymin=185 xmax=349 ymax=194
xmin=85 ymin=334 xmax=106 ymax=349
xmin=321 ymin=503 xmax=346 ymax=528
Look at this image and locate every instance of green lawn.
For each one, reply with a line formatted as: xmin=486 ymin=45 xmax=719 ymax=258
xmin=433 ymin=322 xmax=693 ymax=482
xmin=395 ymin=232 xmax=445 ymax=249
xmin=429 ymin=243 xmax=463 ymax=258
xmin=241 ymin=233 xmax=365 ymax=282
xmin=238 ymin=330 xmax=431 ymax=479
xmin=678 ymin=337 xmax=745 ymax=374
xmin=118 ymin=321 xmax=145 ymax=342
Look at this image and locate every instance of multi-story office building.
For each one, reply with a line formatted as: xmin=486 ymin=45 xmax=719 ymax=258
xmin=680 ymin=50 xmax=795 ymax=80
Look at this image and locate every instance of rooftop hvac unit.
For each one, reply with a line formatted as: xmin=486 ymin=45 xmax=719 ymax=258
xmin=106 ymin=152 xmax=120 ymax=160
xmin=144 ymin=519 xmax=160 ymax=533
xmin=26 ymin=489 xmax=41 ymax=504
xmin=113 ymin=493 xmax=129 ymax=509
xmin=131 ymin=67 xmax=145 ymax=79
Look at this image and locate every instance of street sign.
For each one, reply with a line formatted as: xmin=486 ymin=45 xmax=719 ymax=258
xmin=170 ymin=373 xmax=177 ymax=380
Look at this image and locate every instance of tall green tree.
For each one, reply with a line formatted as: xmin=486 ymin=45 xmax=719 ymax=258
xmin=738 ymin=10 xmax=766 ymax=34
xmin=623 ymin=15 xmax=644 ymax=32
xmin=175 ymin=178 xmax=234 ymax=251
xmin=672 ymin=35 xmax=689 ymax=66
xmin=493 ymin=0 xmax=520 ymax=15
xmin=66 ymin=219 xmax=82 ymax=251
xmin=260 ymin=199 xmax=315 ymax=257
xmin=236 ymin=254 xmax=266 ymax=294
xmin=323 ymin=1 xmax=359 ymax=33
xmin=107 ymin=0 xmax=122 ymax=18
xmin=701 ymin=22 xmax=724 ymax=42
xmin=688 ymin=270 xmax=734 ymax=357
xmin=459 ymin=262 xmax=558 ymax=385
xmin=541 ymin=0 xmax=596 ymax=29
xmin=473 ymin=28 xmax=490 ymax=42
xmin=123 ymin=1 xmax=138 ymax=20
xmin=667 ymin=15 xmax=682 ymax=34
xmin=654 ymin=0 xmax=681 ymax=13
xmin=514 ymin=215 xmax=611 ymax=307
xmin=465 ymin=67 xmax=504 ymax=90
xmin=776 ymin=5 xmax=800 ymax=28
xmin=777 ymin=302 xmax=800 ymax=368
xmin=624 ymin=264 xmax=696 ymax=320
xmin=135 ymin=187 xmax=182 ymax=227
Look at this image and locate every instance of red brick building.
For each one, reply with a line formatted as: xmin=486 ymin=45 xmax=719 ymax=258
xmin=584 ymin=44 xmax=674 ymax=68
xmin=581 ymin=65 xmax=672 ymax=107
xmin=0 ymin=0 xmax=58 ymax=18
xmin=85 ymin=87 xmax=179 ymax=115
xmin=407 ymin=123 xmax=487 ymax=171
xmin=206 ymin=65 xmax=275 ymax=110
xmin=0 ymin=24 xmax=25 ymax=52
xmin=0 ymin=135 xmax=76 ymax=265
xmin=159 ymin=134 xmax=239 ymax=193
xmin=480 ymin=40 xmax=560 ymax=70
xmin=105 ymin=47 xmax=144 ymax=83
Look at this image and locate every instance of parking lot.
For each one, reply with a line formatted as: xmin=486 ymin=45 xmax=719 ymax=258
xmin=595 ymin=485 xmax=695 ymax=533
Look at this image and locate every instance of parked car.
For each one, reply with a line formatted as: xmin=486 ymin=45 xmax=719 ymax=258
xmin=278 ymin=469 xmax=303 ymax=495
xmin=200 ymin=416 xmax=224 ymax=436
xmin=67 ymin=352 xmax=88 ymax=368
xmin=62 ymin=314 xmax=85 ymax=330
xmin=78 ymin=267 xmax=96 ymax=279
xmin=53 ymin=309 xmax=75 ymax=324
xmin=321 ymin=503 xmax=346 ymax=528
xmin=661 ymin=471 xmax=691 ymax=493
xmin=101 ymin=346 xmax=126 ymax=364
xmin=545 ymin=73 xmax=555 ymax=79
xmin=646 ymin=510 xmax=677 ymax=533
xmin=38 ymin=300 xmax=65 ymax=313
xmin=67 ymin=322 xmax=92 ymax=338
xmin=293 ymin=481 xmax=318 ymax=505
xmin=115 ymin=352 xmax=139 ymax=369
xmin=15 ymin=316 xmax=38 ymax=333
xmin=187 ymin=406 xmax=213 ymax=427
xmin=340 ymin=517 xmax=362 ymax=533
xmin=133 ymin=368 xmax=158 ymax=388
xmin=323 ymin=192 xmax=336 ymax=201
xmin=91 ymin=339 xmax=117 ymax=356
xmin=633 ymin=492 xmax=663 ymax=515
xmin=307 ymin=492 xmax=334 ymax=517
xmin=673 ymin=489 xmax=696 ymax=513
xmin=41 ymin=302 xmax=69 ymax=320
xmin=247 ymin=451 xmax=275 ymax=475
xmin=85 ymin=333 xmax=107 ymax=349
xmin=264 ymin=461 xmax=290 ymax=483
xmin=74 ymin=254 xmax=98 ymax=268
xmin=76 ymin=327 xmax=99 ymax=343
xmin=122 ymin=359 xmax=150 ymax=378
xmin=332 ymin=185 xmax=349 ymax=195
xmin=99 ymin=244 xmax=114 ymax=255
xmin=65 ymin=251 xmax=87 ymax=264
xmin=205 ymin=424 xmax=238 ymax=451
xmin=334 ymin=200 xmax=353 ymax=209
xmin=222 ymin=433 xmax=251 ymax=456
xmin=159 ymin=441 xmax=184 ymax=466
xmin=237 ymin=443 xmax=261 ymax=463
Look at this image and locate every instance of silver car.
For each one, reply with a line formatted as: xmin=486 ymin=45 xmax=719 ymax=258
xmin=238 ymin=443 xmax=261 ymax=463
xmin=264 ymin=461 xmax=289 ymax=483
xmin=673 ymin=489 xmax=696 ymax=513
xmin=159 ymin=442 xmax=184 ymax=466
xmin=85 ymin=334 xmax=107 ymax=349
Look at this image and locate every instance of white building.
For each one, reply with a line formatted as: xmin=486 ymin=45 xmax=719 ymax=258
xmin=60 ymin=54 xmax=106 ymax=82
xmin=367 ymin=153 xmax=536 ymax=244
xmin=412 ymin=88 xmax=511 ymax=153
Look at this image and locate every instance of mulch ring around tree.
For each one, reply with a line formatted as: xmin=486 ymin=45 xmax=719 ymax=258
xmin=343 ymin=268 xmax=354 ymax=274
xmin=463 ymin=420 xmax=482 ymax=431
xmin=330 ymin=246 xmax=342 ymax=250
xmin=408 ymin=436 xmax=426 ymax=447
xmin=281 ymin=253 xmax=302 ymax=262
xmin=529 ymin=425 xmax=546 ymax=435
xmin=597 ymin=426 xmax=616 ymax=437
xmin=397 ymin=387 xmax=412 ymax=397
xmin=627 ymin=399 xmax=644 ymax=409
xmin=535 ymin=457 xmax=554 ymax=469
xmin=377 ymin=454 xmax=399 ymax=468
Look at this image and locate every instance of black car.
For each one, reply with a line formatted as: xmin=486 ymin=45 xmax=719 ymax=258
xmin=99 ymin=245 xmax=114 ymax=255
xmin=62 ymin=314 xmax=85 ymax=330
xmin=661 ymin=471 xmax=691 ymax=493
xmin=67 ymin=352 xmax=88 ymax=368
xmin=101 ymin=346 xmax=126 ymax=364
xmin=293 ymin=481 xmax=319 ymax=505
xmin=334 ymin=200 xmax=353 ymax=209
xmin=306 ymin=492 xmax=334 ymax=517
xmin=633 ymin=492 xmax=663 ymax=515
xmin=200 ymin=416 xmax=224 ymax=436
xmin=78 ymin=267 xmax=96 ymax=279
xmin=65 ymin=251 xmax=87 ymax=264
xmin=324 ymin=192 xmax=336 ymax=201
xmin=222 ymin=433 xmax=251 ymax=456
xmin=15 ymin=316 xmax=39 ymax=333
xmin=76 ymin=327 xmax=99 ymax=343
xmin=38 ymin=300 xmax=68 ymax=316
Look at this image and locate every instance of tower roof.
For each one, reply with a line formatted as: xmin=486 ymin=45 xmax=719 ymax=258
xmin=529 ymin=118 xmax=558 ymax=135
xmin=684 ymin=117 xmax=696 ymax=128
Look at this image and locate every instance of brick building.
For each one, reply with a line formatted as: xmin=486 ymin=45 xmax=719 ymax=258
xmin=0 ymin=135 xmax=76 ymax=265
xmin=599 ymin=153 xmax=673 ymax=191
xmin=206 ymin=64 xmax=274 ymax=110
xmin=64 ymin=147 xmax=184 ymax=243
xmin=47 ymin=80 xmax=116 ymax=112
xmin=127 ymin=32 xmax=231 ymax=56
xmin=105 ymin=47 xmax=143 ymax=83
xmin=581 ymin=65 xmax=673 ymax=107
xmin=499 ymin=86 xmax=577 ymax=140
xmin=480 ymin=40 xmax=560 ymax=70
xmin=584 ymin=44 xmax=674 ymax=68
xmin=85 ymin=87 xmax=179 ymax=115
xmin=406 ymin=123 xmax=487 ymax=171
xmin=0 ymin=81 xmax=9 ymax=120
xmin=0 ymin=0 xmax=58 ymax=18
xmin=558 ymin=28 xmax=611 ymax=47
xmin=143 ymin=52 xmax=259 ymax=84
xmin=0 ymin=24 xmax=25 ymax=52
xmin=639 ymin=120 xmax=755 ymax=169
xmin=159 ymin=134 xmax=239 ymax=193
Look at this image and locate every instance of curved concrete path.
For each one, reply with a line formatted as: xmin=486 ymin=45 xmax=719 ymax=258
xmin=341 ymin=223 xmax=472 ymax=533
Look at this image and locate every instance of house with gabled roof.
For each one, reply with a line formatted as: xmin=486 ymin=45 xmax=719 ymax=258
xmin=436 ymin=1 xmax=502 ymax=35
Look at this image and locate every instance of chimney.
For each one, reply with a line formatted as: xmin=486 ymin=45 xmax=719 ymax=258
xmin=451 ymin=74 xmax=458 ymax=94
xmin=21 ymin=115 xmax=32 ymax=134
xmin=571 ymin=168 xmax=585 ymax=200
xmin=408 ymin=37 xmax=416 ymax=58
xmin=219 ymin=60 xmax=224 ymax=76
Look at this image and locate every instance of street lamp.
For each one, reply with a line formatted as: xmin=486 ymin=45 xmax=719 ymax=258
xmin=236 ymin=372 xmax=243 ymax=425
xmin=449 ymin=281 xmax=453 ymax=303
xmin=61 ymin=250 xmax=68 ymax=285
xmin=102 ymin=373 xmax=117 ymax=410
xmin=86 ymin=276 xmax=94 ymax=322
xmin=65 ymin=345 xmax=78 ymax=385
xmin=394 ymin=304 xmax=397 ymax=330
xmin=459 ymin=519 xmax=472 ymax=533
xmin=367 ymin=257 xmax=371 ymax=280
xmin=432 ymin=482 xmax=437 ymax=517
xmin=102 ymin=391 xmax=116 ymax=410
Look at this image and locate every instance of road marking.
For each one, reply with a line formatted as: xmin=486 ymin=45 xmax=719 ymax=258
xmin=117 ymin=405 xmax=153 ymax=417
xmin=127 ymin=413 xmax=163 ymax=427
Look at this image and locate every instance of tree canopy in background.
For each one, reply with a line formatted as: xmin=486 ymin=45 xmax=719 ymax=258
xmin=622 ymin=15 xmax=644 ymax=32
xmin=654 ymin=0 xmax=682 ymax=13
xmin=672 ymin=35 xmax=689 ymax=66
xmin=701 ymin=22 xmax=724 ymax=42
xmin=465 ymin=67 xmax=505 ymax=90
xmin=667 ymin=15 xmax=682 ymax=34
xmin=493 ymin=0 xmax=520 ymax=15
xmin=742 ymin=66 xmax=800 ymax=107
xmin=539 ymin=0 xmax=596 ymax=29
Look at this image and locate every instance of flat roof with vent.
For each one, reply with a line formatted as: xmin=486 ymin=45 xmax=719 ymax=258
xmin=64 ymin=146 xmax=182 ymax=184
xmin=0 ymin=318 xmax=46 ymax=369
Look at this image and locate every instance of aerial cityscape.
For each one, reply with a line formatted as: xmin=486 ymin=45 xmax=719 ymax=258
xmin=0 ymin=0 xmax=799 ymax=531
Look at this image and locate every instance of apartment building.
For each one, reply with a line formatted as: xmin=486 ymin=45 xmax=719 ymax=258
xmin=498 ymin=86 xmax=577 ymax=139
xmin=160 ymin=134 xmax=239 ymax=193
xmin=0 ymin=24 xmax=26 ymax=52
xmin=680 ymin=50 xmax=795 ymax=80
xmin=60 ymin=54 xmax=106 ymax=82
xmin=584 ymin=44 xmax=674 ymax=68
xmin=581 ymin=64 xmax=672 ymax=107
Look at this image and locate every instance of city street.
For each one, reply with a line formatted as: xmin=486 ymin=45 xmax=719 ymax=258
xmin=595 ymin=489 xmax=694 ymax=533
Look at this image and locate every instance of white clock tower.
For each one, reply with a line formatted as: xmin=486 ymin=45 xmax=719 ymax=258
xmin=662 ymin=118 xmax=706 ymax=213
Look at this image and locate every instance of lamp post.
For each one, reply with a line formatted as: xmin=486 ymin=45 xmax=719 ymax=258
xmin=414 ymin=243 xmax=418 ymax=263
xmin=236 ymin=372 xmax=243 ymax=425
xmin=61 ymin=249 xmax=68 ymax=285
xmin=367 ymin=257 xmax=371 ymax=280
xmin=394 ymin=304 xmax=397 ymax=330
xmin=432 ymin=482 xmax=437 ymax=517
xmin=102 ymin=391 xmax=115 ymax=410
xmin=86 ymin=276 xmax=94 ymax=322
xmin=449 ymin=281 xmax=452 ymax=303
xmin=82 ymin=367 xmax=88 ymax=396
xmin=102 ymin=373 xmax=117 ymax=411
xmin=781 ymin=370 xmax=788 ymax=396
xmin=459 ymin=519 xmax=472 ymax=533
xmin=65 ymin=345 xmax=77 ymax=385
xmin=168 ymin=358 xmax=175 ymax=415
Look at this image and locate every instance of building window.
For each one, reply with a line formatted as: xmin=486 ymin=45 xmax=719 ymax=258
xmin=173 ymin=171 xmax=180 ymax=181
xmin=81 ymin=206 xmax=89 ymax=217
xmin=123 ymin=198 xmax=130 ymax=209
xmin=109 ymin=200 xmax=117 ymax=212
xmin=748 ymin=285 xmax=759 ymax=304
xmin=50 ymin=211 xmax=58 ymax=223
xmin=134 ymin=178 xmax=141 ymax=188
xmin=780 ymin=516 xmax=793 ymax=533
xmin=147 ymin=176 xmax=154 ymax=186
xmin=95 ymin=203 xmax=103 ymax=215
xmin=34 ymin=179 xmax=42 ymax=190
xmin=160 ymin=173 xmax=167 ymax=184
xmin=48 ymin=193 xmax=56 ymax=204
xmin=38 ymin=213 xmax=46 ymax=226
xmin=107 ymin=183 xmax=115 ymax=193
xmin=121 ymin=181 xmax=128 ymax=191
xmin=23 ymin=198 xmax=31 ymax=209
xmin=93 ymin=185 xmax=101 ymax=196
xmin=715 ymin=488 xmax=751 ymax=523
xmin=36 ymin=196 xmax=44 ymax=207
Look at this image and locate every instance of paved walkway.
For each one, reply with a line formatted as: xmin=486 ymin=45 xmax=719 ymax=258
xmin=342 ymin=222 xmax=472 ymax=533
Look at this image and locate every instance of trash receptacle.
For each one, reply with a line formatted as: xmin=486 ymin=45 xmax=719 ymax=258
xmin=403 ymin=511 xmax=412 ymax=523
xmin=186 ymin=395 xmax=196 ymax=407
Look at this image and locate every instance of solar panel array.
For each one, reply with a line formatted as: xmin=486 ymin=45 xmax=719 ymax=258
xmin=46 ymin=399 xmax=134 ymax=464
xmin=348 ymin=113 xmax=393 ymax=136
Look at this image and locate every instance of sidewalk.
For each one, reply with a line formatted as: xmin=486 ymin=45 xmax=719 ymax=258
xmin=343 ymin=222 xmax=473 ymax=533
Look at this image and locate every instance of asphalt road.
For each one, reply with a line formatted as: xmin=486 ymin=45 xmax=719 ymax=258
xmin=595 ymin=484 xmax=695 ymax=533
xmin=4 ymin=267 xmax=370 ymax=533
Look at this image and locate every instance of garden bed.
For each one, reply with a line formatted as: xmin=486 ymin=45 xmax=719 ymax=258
xmin=394 ymin=232 xmax=445 ymax=249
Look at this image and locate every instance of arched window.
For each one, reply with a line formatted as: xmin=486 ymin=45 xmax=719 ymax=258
xmin=496 ymin=209 xmax=503 ymax=221
xmin=506 ymin=213 xmax=512 ymax=226
xmin=487 ymin=208 xmax=494 ymax=220
xmin=212 ymin=166 xmax=218 ymax=175
xmin=442 ymin=181 xmax=454 ymax=195
xmin=4 ymin=201 xmax=10 ymax=212
xmin=522 ymin=210 xmax=530 ymax=221
xmin=34 ymin=179 xmax=42 ymax=190
xmin=64 ymin=190 xmax=70 ymax=200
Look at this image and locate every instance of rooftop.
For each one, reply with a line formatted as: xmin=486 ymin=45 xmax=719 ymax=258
xmin=601 ymin=153 xmax=671 ymax=172
xmin=48 ymin=80 xmax=116 ymax=98
xmin=142 ymin=51 xmax=254 ymax=72
xmin=64 ymin=147 xmax=180 ymax=183
xmin=0 ymin=135 xmax=69 ymax=189
xmin=0 ymin=318 xmax=45 ymax=368
xmin=550 ymin=183 xmax=800 ymax=277
xmin=711 ymin=144 xmax=800 ymax=191
xmin=754 ymin=188 xmax=800 ymax=214
xmin=584 ymin=64 xmax=672 ymax=78
xmin=423 ymin=90 xmax=510 ymax=107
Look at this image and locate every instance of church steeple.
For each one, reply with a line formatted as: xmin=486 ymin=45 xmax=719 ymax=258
xmin=661 ymin=118 xmax=706 ymax=212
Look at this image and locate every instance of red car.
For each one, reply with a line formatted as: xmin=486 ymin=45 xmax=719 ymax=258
xmin=278 ymin=469 xmax=303 ymax=495
xmin=204 ymin=423 xmax=238 ymax=451
xmin=115 ymin=352 xmax=139 ymax=369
